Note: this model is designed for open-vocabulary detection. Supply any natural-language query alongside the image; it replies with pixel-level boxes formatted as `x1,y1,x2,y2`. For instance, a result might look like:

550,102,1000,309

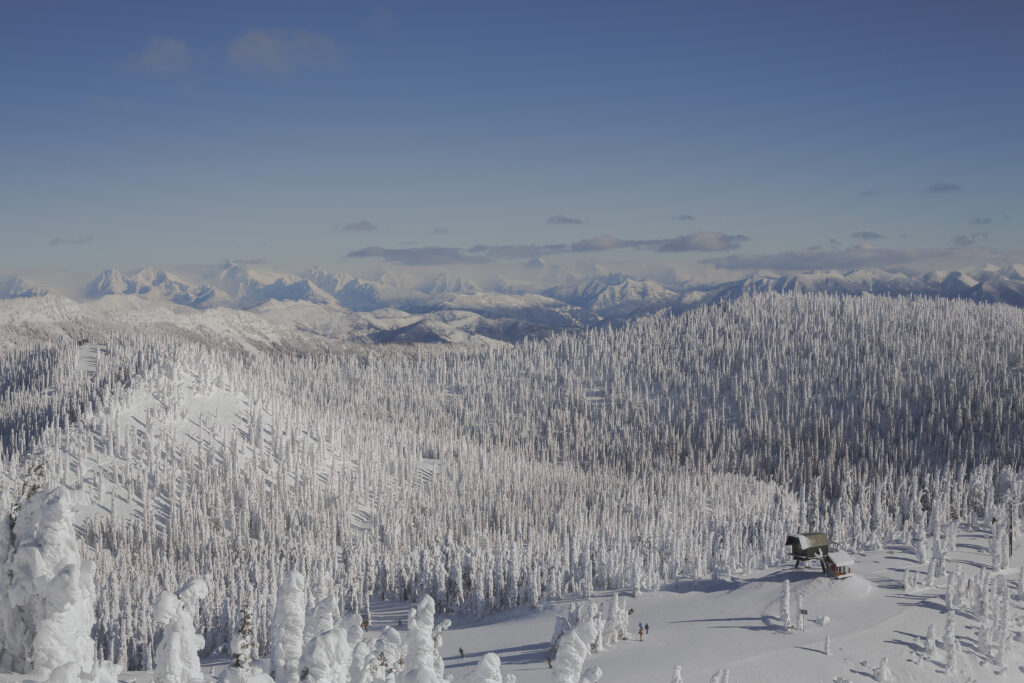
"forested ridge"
0,292,1021,669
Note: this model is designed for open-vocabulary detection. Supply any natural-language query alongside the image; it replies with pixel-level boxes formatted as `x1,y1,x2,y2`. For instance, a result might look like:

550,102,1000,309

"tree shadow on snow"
896,598,946,614
443,641,551,670
671,615,778,632
884,636,922,654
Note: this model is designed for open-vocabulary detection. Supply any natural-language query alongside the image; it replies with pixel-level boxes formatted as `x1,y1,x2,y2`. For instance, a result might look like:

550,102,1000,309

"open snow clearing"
370,528,1024,683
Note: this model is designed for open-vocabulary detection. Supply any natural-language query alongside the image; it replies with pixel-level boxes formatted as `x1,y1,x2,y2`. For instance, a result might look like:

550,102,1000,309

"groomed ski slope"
100,525,1023,682
178,526,1023,683
428,527,1024,682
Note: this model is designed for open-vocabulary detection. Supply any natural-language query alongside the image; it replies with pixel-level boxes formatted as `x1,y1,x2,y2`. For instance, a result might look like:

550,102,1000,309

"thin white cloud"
228,29,344,74
123,37,192,77
332,220,377,233
547,215,584,225
703,243,1023,273
49,235,94,247
349,231,749,265
658,232,748,252
952,232,988,247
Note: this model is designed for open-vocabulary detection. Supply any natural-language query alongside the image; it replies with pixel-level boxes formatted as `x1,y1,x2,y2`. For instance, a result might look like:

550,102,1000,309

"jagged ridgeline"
1,292,1022,669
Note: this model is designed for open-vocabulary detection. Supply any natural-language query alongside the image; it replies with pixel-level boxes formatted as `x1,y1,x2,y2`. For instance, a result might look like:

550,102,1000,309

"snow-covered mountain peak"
0,276,50,299
545,275,677,315
423,272,480,295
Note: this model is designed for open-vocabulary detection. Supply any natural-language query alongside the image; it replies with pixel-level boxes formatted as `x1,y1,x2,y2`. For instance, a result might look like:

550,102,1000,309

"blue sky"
2,1,1022,273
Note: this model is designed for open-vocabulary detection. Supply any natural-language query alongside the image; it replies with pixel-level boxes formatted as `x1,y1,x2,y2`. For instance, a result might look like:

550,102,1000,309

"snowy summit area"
4,2,1024,682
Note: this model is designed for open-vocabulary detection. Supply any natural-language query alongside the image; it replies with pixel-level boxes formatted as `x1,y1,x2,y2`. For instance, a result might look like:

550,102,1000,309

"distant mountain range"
2,261,1023,344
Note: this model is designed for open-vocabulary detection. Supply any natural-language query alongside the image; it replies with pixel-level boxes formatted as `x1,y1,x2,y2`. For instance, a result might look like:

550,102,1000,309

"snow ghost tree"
779,580,792,630
271,571,307,683
924,623,936,659
0,485,106,679
368,626,404,678
872,656,893,682
943,609,958,675
304,594,338,644
602,595,630,646
299,628,354,683
403,594,443,683
670,664,684,682
459,652,504,683
573,601,606,653
551,630,588,683
154,578,210,683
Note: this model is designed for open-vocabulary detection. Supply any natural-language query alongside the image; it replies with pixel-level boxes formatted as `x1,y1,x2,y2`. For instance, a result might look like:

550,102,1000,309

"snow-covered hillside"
1,291,1023,680
416,525,1024,683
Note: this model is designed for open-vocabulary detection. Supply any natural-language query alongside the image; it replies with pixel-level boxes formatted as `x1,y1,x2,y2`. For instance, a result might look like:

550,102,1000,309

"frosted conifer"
154,578,209,683
780,580,792,630
943,609,958,675
924,623,936,659
271,571,307,683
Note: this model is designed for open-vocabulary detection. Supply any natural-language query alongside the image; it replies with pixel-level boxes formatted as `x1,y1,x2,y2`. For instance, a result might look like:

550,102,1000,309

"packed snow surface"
67,526,1023,682
384,530,1018,683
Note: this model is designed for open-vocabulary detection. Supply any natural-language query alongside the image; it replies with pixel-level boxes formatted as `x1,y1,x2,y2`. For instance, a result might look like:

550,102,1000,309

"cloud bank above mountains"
348,231,750,266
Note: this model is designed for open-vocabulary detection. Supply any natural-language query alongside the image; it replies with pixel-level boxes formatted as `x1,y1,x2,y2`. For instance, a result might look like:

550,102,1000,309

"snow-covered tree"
872,657,893,682
995,575,1010,671
0,485,117,681
924,623,936,659
779,580,792,631
943,609,958,676
404,595,442,683
551,630,587,683
299,628,354,683
271,571,307,683
304,595,338,644
457,652,505,683
154,578,209,683
670,664,683,682
602,594,630,645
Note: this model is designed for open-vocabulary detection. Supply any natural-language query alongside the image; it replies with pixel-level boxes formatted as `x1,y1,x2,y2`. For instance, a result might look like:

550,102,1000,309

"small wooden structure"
785,532,829,568
822,550,854,579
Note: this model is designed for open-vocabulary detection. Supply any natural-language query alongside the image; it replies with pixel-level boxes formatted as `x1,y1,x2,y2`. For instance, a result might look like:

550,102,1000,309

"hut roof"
788,533,828,549
827,550,854,568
